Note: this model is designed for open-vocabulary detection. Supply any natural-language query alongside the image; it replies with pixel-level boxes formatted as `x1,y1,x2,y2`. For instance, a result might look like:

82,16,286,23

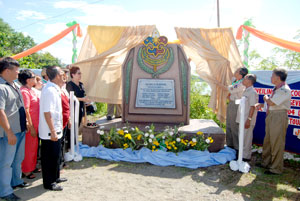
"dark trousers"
41,138,61,188
60,126,70,169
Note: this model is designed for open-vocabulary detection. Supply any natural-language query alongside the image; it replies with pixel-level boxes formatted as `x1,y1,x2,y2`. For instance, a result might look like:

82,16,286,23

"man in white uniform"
256,68,291,175
226,67,248,154
236,74,258,161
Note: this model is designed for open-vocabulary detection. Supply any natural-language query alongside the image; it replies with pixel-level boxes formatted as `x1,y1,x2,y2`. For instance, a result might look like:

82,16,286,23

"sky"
0,0,299,65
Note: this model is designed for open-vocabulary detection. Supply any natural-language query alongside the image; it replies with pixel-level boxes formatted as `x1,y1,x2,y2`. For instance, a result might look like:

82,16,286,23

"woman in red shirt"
18,69,39,179
61,69,71,168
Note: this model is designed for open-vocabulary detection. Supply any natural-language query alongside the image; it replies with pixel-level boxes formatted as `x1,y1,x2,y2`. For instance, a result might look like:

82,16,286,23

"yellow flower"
125,133,132,140
190,141,196,147
174,147,177,150
137,134,142,140
110,141,113,145
167,146,172,149
123,143,129,149
152,145,156,149
197,131,203,135
206,137,214,144
118,130,124,135
153,140,159,146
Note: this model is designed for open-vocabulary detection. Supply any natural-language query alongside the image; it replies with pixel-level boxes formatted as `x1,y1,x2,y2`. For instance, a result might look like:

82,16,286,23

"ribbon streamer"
236,25,300,52
12,23,82,60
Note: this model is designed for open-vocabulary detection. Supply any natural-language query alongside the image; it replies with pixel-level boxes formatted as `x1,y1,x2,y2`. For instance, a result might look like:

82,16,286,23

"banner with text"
253,74,300,154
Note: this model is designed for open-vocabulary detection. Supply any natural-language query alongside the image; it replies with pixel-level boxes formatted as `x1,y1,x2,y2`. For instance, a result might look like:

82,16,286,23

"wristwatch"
248,117,252,121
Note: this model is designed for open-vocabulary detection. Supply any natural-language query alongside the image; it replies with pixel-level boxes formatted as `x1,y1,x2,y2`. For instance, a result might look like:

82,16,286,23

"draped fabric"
80,144,236,169
175,27,242,122
74,25,156,104
236,25,300,52
87,26,125,54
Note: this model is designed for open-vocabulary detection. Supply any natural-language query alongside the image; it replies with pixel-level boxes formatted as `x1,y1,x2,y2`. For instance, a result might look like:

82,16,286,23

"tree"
245,30,300,70
0,18,63,68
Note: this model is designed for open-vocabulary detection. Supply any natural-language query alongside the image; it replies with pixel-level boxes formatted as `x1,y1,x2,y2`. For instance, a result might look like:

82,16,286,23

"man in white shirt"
236,74,258,161
226,67,248,154
256,68,291,175
39,66,67,191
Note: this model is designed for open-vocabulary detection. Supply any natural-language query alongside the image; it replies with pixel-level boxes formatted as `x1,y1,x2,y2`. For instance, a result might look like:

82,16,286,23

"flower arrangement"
96,124,213,153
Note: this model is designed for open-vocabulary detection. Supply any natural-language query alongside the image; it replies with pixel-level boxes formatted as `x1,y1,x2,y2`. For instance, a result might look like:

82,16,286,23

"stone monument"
122,29,190,124
84,30,225,153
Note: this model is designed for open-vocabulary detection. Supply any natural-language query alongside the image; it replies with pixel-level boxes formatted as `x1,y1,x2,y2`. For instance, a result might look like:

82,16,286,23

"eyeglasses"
77,72,82,75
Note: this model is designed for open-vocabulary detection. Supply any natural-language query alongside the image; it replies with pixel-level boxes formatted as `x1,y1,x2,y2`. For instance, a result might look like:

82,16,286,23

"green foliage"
97,123,213,153
189,78,226,130
0,18,63,68
93,102,107,117
240,26,300,70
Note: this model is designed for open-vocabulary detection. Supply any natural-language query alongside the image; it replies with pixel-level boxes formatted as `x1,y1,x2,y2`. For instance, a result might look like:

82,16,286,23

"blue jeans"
0,132,25,197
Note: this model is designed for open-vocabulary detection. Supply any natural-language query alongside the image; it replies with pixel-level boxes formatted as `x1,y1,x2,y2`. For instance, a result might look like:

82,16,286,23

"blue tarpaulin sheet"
79,144,236,169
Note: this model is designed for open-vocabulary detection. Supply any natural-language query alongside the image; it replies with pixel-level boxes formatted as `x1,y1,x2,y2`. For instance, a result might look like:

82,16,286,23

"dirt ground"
12,152,300,201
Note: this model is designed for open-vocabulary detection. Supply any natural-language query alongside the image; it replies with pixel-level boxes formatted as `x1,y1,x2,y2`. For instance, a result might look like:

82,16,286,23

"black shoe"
243,158,251,162
0,193,21,201
264,170,277,175
115,116,122,118
56,178,67,183
12,182,30,189
106,116,112,120
297,186,300,191
255,163,266,168
46,183,63,191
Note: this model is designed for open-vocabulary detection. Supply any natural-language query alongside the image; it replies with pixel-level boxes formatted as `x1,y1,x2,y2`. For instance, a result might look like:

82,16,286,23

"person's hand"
50,130,58,141
26,121,29,132
68,118,72,128
255,103,262,110
83,97,91,103
227,93,231,100
263,95,269,102
7,131,17,145
245,119,250,129
30,126,37,138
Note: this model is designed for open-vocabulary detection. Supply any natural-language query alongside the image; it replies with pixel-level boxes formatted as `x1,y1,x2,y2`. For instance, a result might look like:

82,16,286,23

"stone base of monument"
82,126,101,147
178,119,225,152
82,118,225,152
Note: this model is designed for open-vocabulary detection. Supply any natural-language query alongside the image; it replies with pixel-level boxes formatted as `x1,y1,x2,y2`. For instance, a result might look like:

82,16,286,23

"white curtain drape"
74,25,156,104
175,27,242,122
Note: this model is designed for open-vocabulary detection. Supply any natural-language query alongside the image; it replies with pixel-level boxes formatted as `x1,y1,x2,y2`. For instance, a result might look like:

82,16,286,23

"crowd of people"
226,67,292,176
0,57,91,200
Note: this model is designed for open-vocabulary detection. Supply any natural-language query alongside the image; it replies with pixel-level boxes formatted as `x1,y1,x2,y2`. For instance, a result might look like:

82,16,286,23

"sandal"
22,172,36,179
33,168,41,173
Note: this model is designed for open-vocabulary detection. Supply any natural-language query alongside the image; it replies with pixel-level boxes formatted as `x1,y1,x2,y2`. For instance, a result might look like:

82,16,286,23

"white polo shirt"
270,84,291,111
39,81,63,140
228,79,245,101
